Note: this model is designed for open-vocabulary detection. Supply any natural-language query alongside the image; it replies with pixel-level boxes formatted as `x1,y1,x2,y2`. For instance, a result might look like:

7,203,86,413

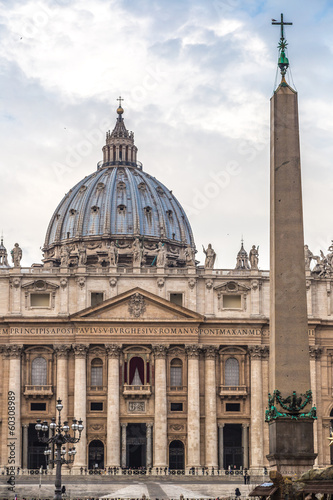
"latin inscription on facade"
0,327,316,337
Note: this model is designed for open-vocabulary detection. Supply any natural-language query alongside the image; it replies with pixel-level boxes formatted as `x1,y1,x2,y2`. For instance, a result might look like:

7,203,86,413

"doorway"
169,440,185,470
223,424,243,469
28,424,47,469
88,440,104,469
126,423,146,468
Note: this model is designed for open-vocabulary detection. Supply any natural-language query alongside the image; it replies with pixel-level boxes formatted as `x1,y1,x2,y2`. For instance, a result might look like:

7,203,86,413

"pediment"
21,279,59,291
71,287,203,322
213,280,250,293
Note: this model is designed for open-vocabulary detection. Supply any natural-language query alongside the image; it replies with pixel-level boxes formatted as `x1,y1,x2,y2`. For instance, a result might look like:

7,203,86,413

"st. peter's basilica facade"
0,104,332,473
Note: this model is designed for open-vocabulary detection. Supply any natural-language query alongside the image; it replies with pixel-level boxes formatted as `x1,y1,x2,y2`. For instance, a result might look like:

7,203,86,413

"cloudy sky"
0,0,332,269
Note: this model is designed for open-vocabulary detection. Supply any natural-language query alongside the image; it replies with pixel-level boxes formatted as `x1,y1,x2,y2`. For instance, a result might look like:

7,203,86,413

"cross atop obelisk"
272,14,293,79
272,13,292,40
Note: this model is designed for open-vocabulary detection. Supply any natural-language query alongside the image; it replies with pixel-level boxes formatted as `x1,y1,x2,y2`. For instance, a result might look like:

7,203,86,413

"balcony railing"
89,386,107,392
123,384,151,398
168,386,186,392
24,385,53,398
219,385,248,399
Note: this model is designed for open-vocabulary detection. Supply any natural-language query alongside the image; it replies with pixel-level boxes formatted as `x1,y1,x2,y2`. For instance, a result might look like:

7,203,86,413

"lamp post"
35,398,84,500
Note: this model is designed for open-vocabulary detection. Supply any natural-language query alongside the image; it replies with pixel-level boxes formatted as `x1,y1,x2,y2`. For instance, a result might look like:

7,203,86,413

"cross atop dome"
117,96,124,115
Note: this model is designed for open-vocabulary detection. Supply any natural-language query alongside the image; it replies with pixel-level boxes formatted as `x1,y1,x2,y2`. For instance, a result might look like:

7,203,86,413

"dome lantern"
100,97,139,169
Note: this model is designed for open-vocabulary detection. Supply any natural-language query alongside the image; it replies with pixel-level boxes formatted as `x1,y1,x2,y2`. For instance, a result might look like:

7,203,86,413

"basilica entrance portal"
28,424,47,469
126,423,146,468
223,424,243,469
88,440,104,469
169,440,185,470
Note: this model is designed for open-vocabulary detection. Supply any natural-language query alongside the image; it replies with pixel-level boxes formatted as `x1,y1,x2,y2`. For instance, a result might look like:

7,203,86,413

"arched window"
31,357,47,386
129,357,144,385
170,358,182,387
91,358,103,387
225,357,239,386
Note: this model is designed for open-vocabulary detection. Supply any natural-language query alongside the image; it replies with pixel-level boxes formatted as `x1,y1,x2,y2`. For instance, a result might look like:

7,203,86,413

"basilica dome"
43,105,195,268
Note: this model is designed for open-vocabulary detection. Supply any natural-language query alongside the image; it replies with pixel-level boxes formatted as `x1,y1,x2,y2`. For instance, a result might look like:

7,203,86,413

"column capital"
218,423,225,429
248,345,269,359
146,423,153,430
203,345,218,359
6,345,23,358
152,344,168,358
106,344,121,358
309,345,322,359
121,422,128,429
54,344,71,358
186,344,201,358
73,344,89,358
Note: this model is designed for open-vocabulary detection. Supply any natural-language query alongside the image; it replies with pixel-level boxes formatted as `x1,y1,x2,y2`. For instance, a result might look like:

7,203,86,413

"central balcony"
219,385,248,400
123,383,152,399
24,385,53,398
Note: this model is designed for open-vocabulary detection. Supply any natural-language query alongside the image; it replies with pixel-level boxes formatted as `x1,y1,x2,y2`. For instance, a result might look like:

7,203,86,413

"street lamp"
35,398,84,500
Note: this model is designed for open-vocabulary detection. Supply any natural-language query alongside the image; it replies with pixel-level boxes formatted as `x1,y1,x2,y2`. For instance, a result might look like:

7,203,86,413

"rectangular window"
226,403,240,412
31,403,46,411
91,292,104,307
90,402,103,411
170,293,183,307
30,293,50,307
170,402,183,412
223,295,241,309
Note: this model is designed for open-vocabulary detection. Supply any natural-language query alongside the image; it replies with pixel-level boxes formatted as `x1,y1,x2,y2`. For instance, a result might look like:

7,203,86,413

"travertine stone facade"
0,265,332,471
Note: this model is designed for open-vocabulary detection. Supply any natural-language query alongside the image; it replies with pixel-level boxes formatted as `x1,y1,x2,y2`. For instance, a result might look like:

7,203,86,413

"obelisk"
267,14,316,475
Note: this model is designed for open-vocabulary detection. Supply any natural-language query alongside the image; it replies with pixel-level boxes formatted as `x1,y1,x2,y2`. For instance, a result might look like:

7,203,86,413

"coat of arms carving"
128,293,146,318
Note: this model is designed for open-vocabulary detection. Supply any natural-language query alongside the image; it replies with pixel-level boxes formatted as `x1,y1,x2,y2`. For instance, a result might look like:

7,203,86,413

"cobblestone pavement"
0,476,257,499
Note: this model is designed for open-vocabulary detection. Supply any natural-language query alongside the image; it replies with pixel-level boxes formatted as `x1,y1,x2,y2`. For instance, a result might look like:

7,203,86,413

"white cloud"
0,0,332,270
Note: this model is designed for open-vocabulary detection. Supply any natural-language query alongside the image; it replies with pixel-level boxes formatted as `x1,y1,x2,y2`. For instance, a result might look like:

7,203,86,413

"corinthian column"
152,345,168,467
73,344,88,468
186,345,201,467
106,344,121,467
204,346,218,467
54,345,70,422
7,345,23,468
249,345,267,470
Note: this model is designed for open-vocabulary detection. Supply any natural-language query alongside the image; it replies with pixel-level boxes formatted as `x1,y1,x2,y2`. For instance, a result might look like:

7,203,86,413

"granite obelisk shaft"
268,82,315,473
